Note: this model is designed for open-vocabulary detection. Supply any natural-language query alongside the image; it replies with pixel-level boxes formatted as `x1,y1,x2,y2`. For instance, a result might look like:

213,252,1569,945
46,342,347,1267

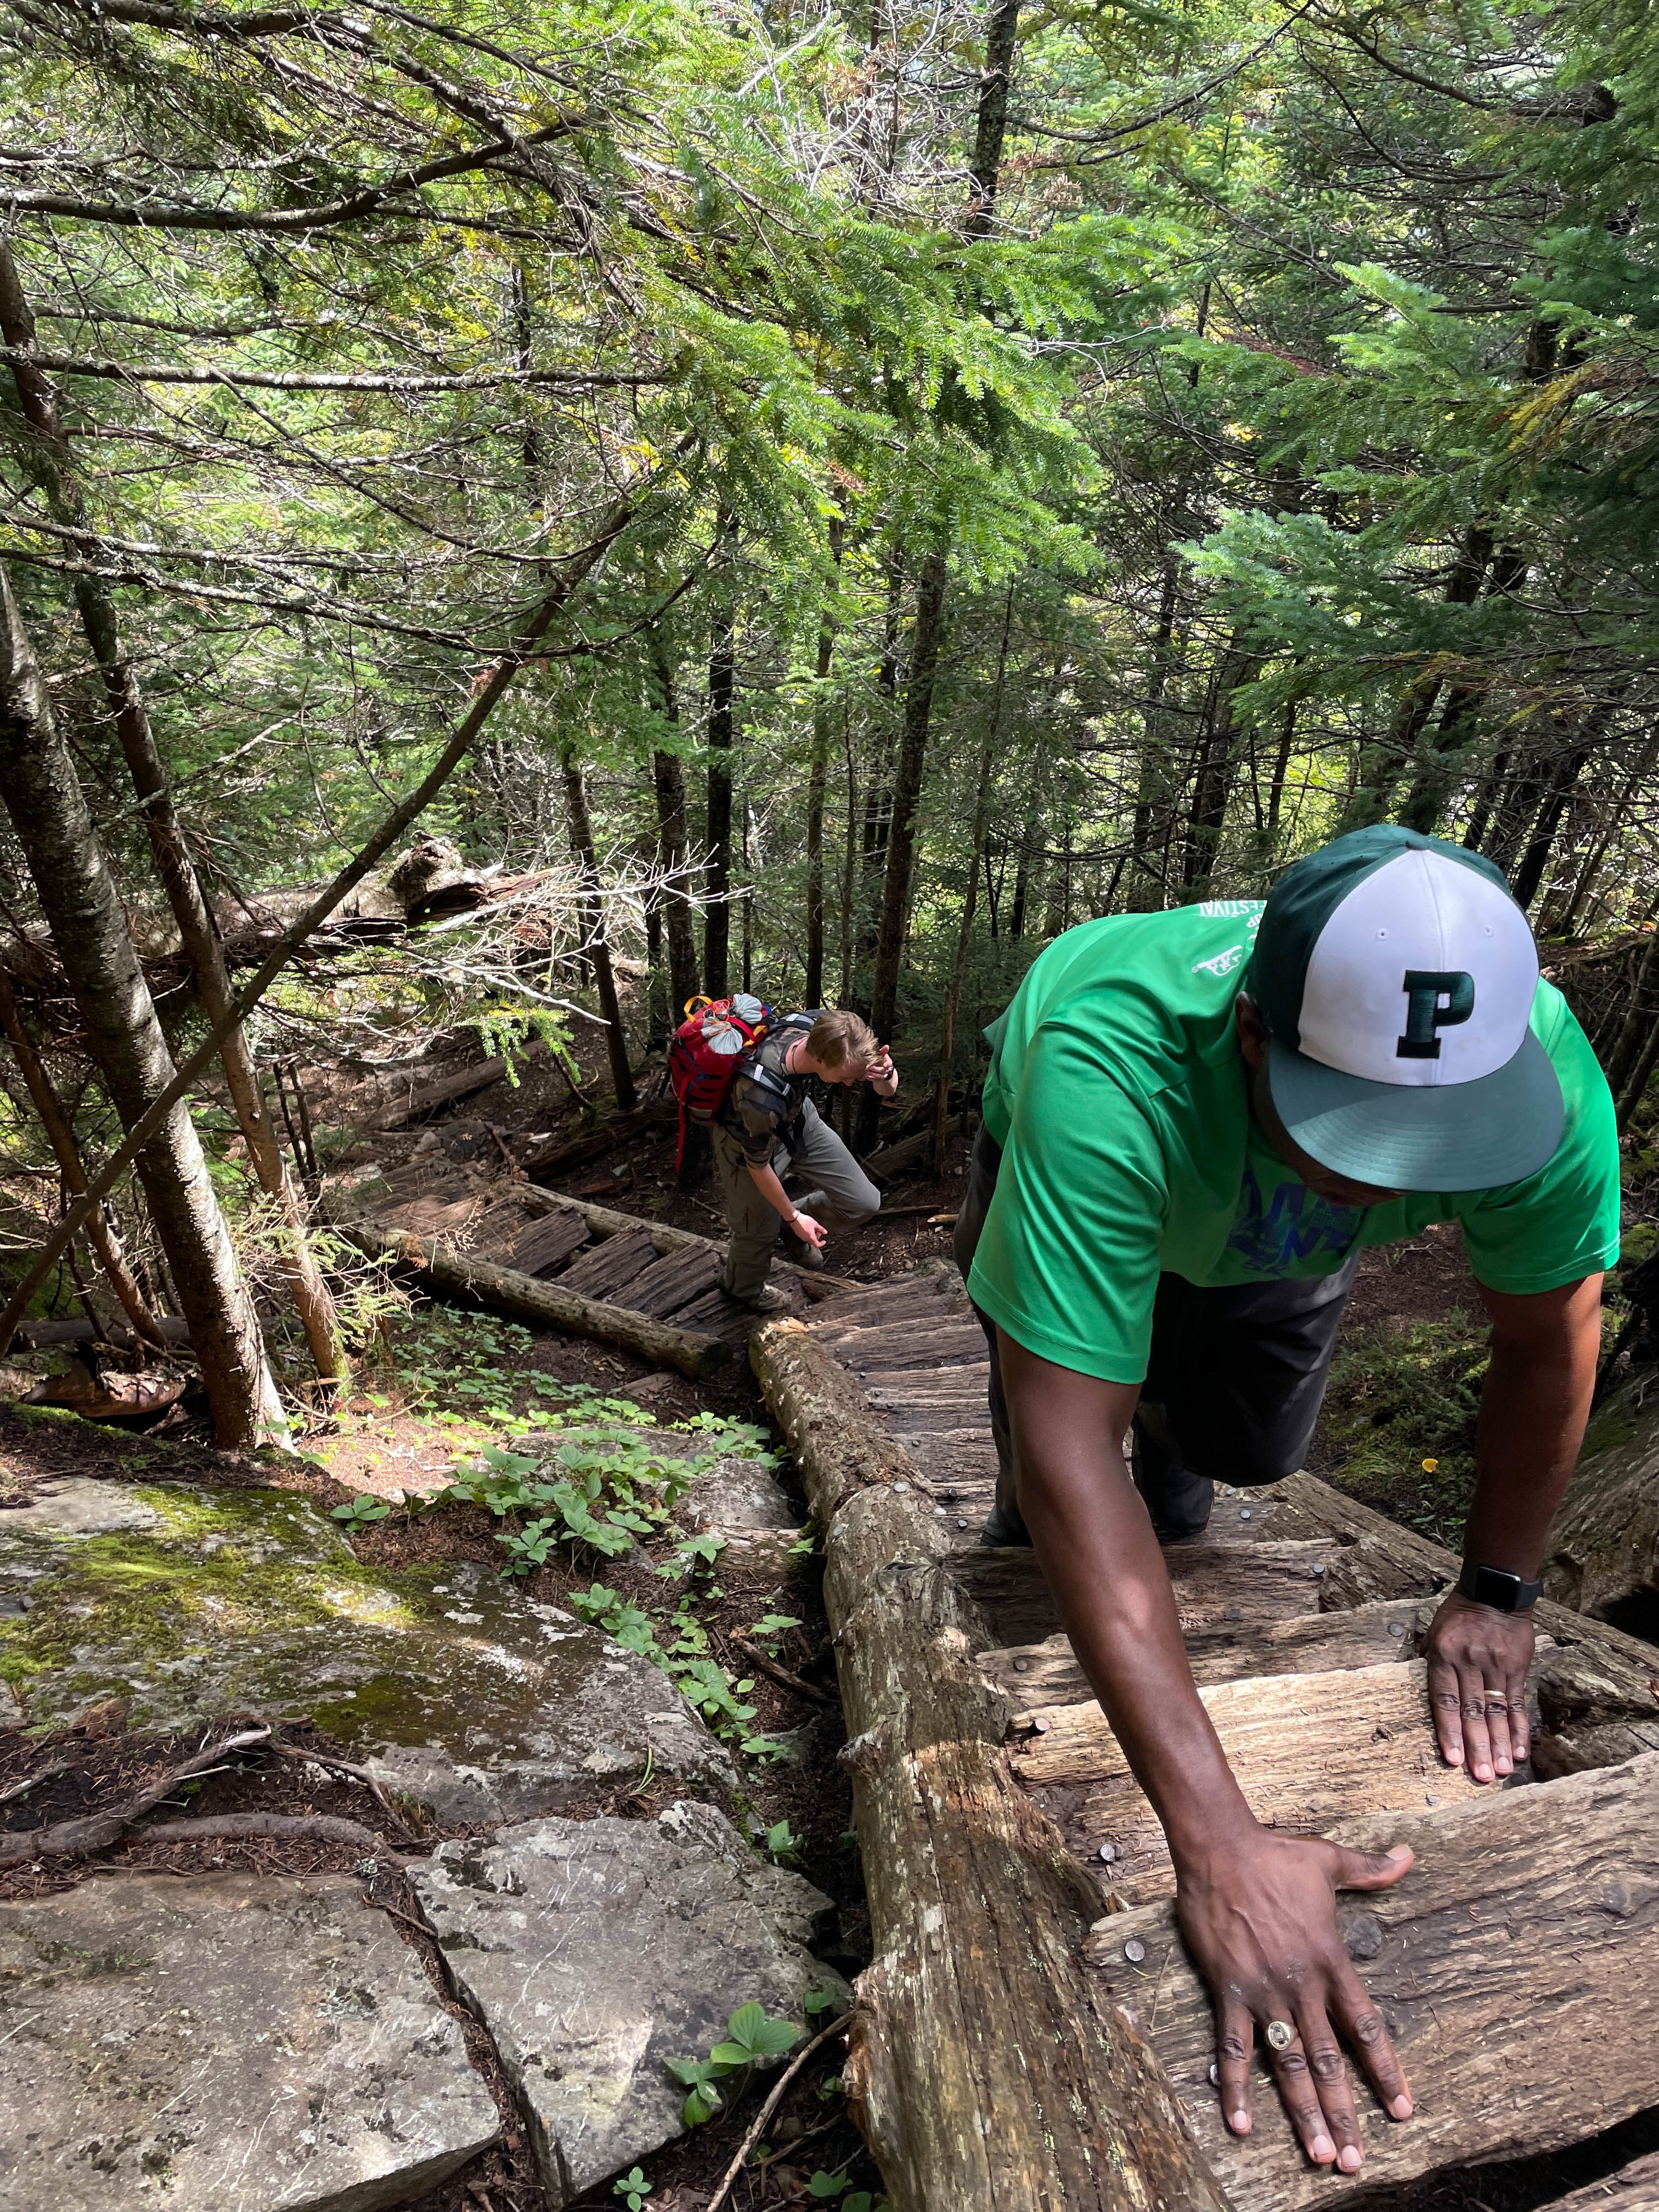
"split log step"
556,1228,661,1302
620,1242,723,1319
984,1599,1440,1709
495,1208,590,1277
1014,1660,1497,1904
817,1320,991,1374
1086,1752,1659,2211
954,1537,1336,1648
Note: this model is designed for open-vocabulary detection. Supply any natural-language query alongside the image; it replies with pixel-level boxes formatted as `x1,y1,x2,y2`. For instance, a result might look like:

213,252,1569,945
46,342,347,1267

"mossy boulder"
1544,1377,1659,1628
0,1477,734,1822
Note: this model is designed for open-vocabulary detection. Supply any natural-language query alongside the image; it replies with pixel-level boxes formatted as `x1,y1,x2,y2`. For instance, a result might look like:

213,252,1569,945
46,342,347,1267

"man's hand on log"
1176,1825,1415,2169
1424,1592,1534,1782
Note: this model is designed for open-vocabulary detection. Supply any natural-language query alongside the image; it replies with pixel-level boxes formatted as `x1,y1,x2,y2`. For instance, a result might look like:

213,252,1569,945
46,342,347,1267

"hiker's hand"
790,1211,828,1249
866,1047,897,1094
1175,1825,1414,2169
1424,1592,1534,1782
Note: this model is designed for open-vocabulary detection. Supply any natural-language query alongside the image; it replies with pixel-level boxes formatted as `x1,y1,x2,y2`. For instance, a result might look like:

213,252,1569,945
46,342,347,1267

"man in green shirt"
954,826,1618,2175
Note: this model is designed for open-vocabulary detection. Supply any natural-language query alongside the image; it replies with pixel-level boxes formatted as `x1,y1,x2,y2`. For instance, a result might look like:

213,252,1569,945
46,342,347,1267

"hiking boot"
1131,1403,1213,1543
978,1498,1033,1549
731,1283,791,1314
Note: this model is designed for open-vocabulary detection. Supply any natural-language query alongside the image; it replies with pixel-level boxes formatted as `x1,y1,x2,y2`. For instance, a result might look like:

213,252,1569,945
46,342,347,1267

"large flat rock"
410,1800,848,2205
0,1476,733,1822
0,1872,498,2211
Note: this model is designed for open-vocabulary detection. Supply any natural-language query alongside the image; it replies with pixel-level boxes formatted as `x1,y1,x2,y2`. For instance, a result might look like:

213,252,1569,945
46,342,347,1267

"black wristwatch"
1457,1561,1543,1614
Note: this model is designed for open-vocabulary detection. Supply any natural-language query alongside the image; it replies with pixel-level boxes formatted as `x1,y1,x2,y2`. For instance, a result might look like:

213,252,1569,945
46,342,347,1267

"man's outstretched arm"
1424,1272,1602,1782
997,1329,1414,2172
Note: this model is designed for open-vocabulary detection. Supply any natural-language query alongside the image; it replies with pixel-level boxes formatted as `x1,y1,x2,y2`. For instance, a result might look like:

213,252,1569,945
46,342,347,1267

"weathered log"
339,1217,730,1379
27,1366,186,1420
982,1599,1443,1709
1542,1378,1659,1623
953,1538,1335,1649
14,1313,191,1350
864,1114,963,1184
520,1182,860,1301
373,1053,515,1130
751,1312,1227,2212
520,1098,672,1174
1014,1659,1493,1904
1541,2151,1659,2210
1269,1471,1659,1700
1085,1753,1659,2212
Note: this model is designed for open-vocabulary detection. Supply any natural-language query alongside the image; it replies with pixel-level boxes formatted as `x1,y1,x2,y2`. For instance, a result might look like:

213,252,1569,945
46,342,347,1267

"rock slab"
0,1872,498,2211
0,1476,733,1822
410,1801,848,2205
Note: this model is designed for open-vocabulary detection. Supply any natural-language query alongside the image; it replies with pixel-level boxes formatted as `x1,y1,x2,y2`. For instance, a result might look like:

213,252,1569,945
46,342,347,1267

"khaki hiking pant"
713,1097,881,1299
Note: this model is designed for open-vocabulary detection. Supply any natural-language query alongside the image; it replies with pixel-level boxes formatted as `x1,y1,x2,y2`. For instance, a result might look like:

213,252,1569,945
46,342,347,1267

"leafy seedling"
664,2054,729,2126
331,1494,391,1527
612,2167,652,2209
712,2001,800,2069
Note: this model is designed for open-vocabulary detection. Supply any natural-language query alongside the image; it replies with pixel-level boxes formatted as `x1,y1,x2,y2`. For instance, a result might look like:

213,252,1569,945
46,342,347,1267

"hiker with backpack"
672,998,896,1310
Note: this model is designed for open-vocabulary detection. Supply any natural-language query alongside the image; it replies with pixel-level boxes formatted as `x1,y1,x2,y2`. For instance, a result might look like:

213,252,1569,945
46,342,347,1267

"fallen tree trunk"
341,1215,731,1378
520,1098,674,1176
373,1052,518,1131
14,1313,190,1350
751,1313,1225,2212
520,1182,859,1301
1541,1378,1659,1626
865,1114,964,1186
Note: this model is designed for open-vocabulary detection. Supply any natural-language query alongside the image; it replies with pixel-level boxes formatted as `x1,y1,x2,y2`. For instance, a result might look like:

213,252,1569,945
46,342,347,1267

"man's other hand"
1424,1593,1534,1781
789,1210,828,1249
1176,1826,1415,2168
865,1047,897,1093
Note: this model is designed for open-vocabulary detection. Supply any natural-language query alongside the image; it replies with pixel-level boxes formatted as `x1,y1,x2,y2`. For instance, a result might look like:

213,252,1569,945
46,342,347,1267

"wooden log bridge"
326,1158,859,1375
753,1265,1659,2212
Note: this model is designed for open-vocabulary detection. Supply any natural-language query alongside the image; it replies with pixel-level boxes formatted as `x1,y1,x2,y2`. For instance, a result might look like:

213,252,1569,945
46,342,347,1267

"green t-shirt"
969,901,1621,1386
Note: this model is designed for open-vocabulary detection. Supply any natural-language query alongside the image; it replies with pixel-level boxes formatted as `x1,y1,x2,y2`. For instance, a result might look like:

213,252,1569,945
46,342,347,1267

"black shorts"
952,1126,1358,1539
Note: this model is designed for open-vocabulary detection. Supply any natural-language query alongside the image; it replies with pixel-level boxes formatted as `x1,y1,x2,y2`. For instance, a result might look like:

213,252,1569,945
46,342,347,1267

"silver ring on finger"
1265,2019,1296,2052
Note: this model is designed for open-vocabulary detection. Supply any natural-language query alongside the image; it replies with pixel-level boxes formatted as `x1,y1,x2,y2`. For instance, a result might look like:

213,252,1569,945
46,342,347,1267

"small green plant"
668,2004,801,2126
330,1493,391,1528
748,1612,802,1647
763,1818,799,1863
611,2167,652,2210
804,1985,844,2019
804,2173,889,2209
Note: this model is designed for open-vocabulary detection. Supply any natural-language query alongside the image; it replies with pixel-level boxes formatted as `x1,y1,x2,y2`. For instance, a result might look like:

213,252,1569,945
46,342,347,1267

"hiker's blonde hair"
807,1007,879,1070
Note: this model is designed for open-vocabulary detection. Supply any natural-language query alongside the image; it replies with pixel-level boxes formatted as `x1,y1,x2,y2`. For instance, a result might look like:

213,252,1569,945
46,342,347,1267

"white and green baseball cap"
1250,826,1564,1191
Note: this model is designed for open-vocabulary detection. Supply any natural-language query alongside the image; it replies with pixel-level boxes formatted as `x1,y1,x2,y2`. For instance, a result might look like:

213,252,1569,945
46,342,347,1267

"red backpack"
668,994,773,1170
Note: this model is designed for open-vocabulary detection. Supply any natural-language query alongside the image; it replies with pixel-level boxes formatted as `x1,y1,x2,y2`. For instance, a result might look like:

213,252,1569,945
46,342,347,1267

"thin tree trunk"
932,586,1013,1171
0,969,162,1345
805,517,845,1008
703,521,739,998
647,634,699,1014
0,571,284,1447
839,707,859,1008
0,240,347,1391
1511,741,1594,911
860,545,948,1150
559,745,636,1110
1605,927,1659,1099
1555,740,1658,936
1400,546,1528,837
1616,1002,1659,1133
1183,639,1257,889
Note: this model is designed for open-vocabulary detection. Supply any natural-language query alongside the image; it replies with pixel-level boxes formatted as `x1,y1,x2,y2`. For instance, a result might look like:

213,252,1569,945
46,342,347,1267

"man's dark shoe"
979,1499,1033,1548
1131,1404,1214,1543
785,1228,825,1269
731,1283,790,1313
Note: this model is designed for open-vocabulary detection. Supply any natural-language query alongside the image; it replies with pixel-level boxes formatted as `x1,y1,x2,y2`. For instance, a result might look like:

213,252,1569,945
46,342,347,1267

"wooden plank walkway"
754,1263,1659,2212
349,1160,815,1349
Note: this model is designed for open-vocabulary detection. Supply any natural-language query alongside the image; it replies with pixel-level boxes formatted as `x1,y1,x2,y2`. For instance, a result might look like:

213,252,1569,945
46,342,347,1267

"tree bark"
647,631,700,1016
703,530,739,999
0,238,348,1391
931,585,1012,1171
1182,639,1257,889
558,744,636,1110
0,969,162,1345
749,1308,1228,2211
860,545,947,1150
0,569,284,1447
804,517,845,1008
